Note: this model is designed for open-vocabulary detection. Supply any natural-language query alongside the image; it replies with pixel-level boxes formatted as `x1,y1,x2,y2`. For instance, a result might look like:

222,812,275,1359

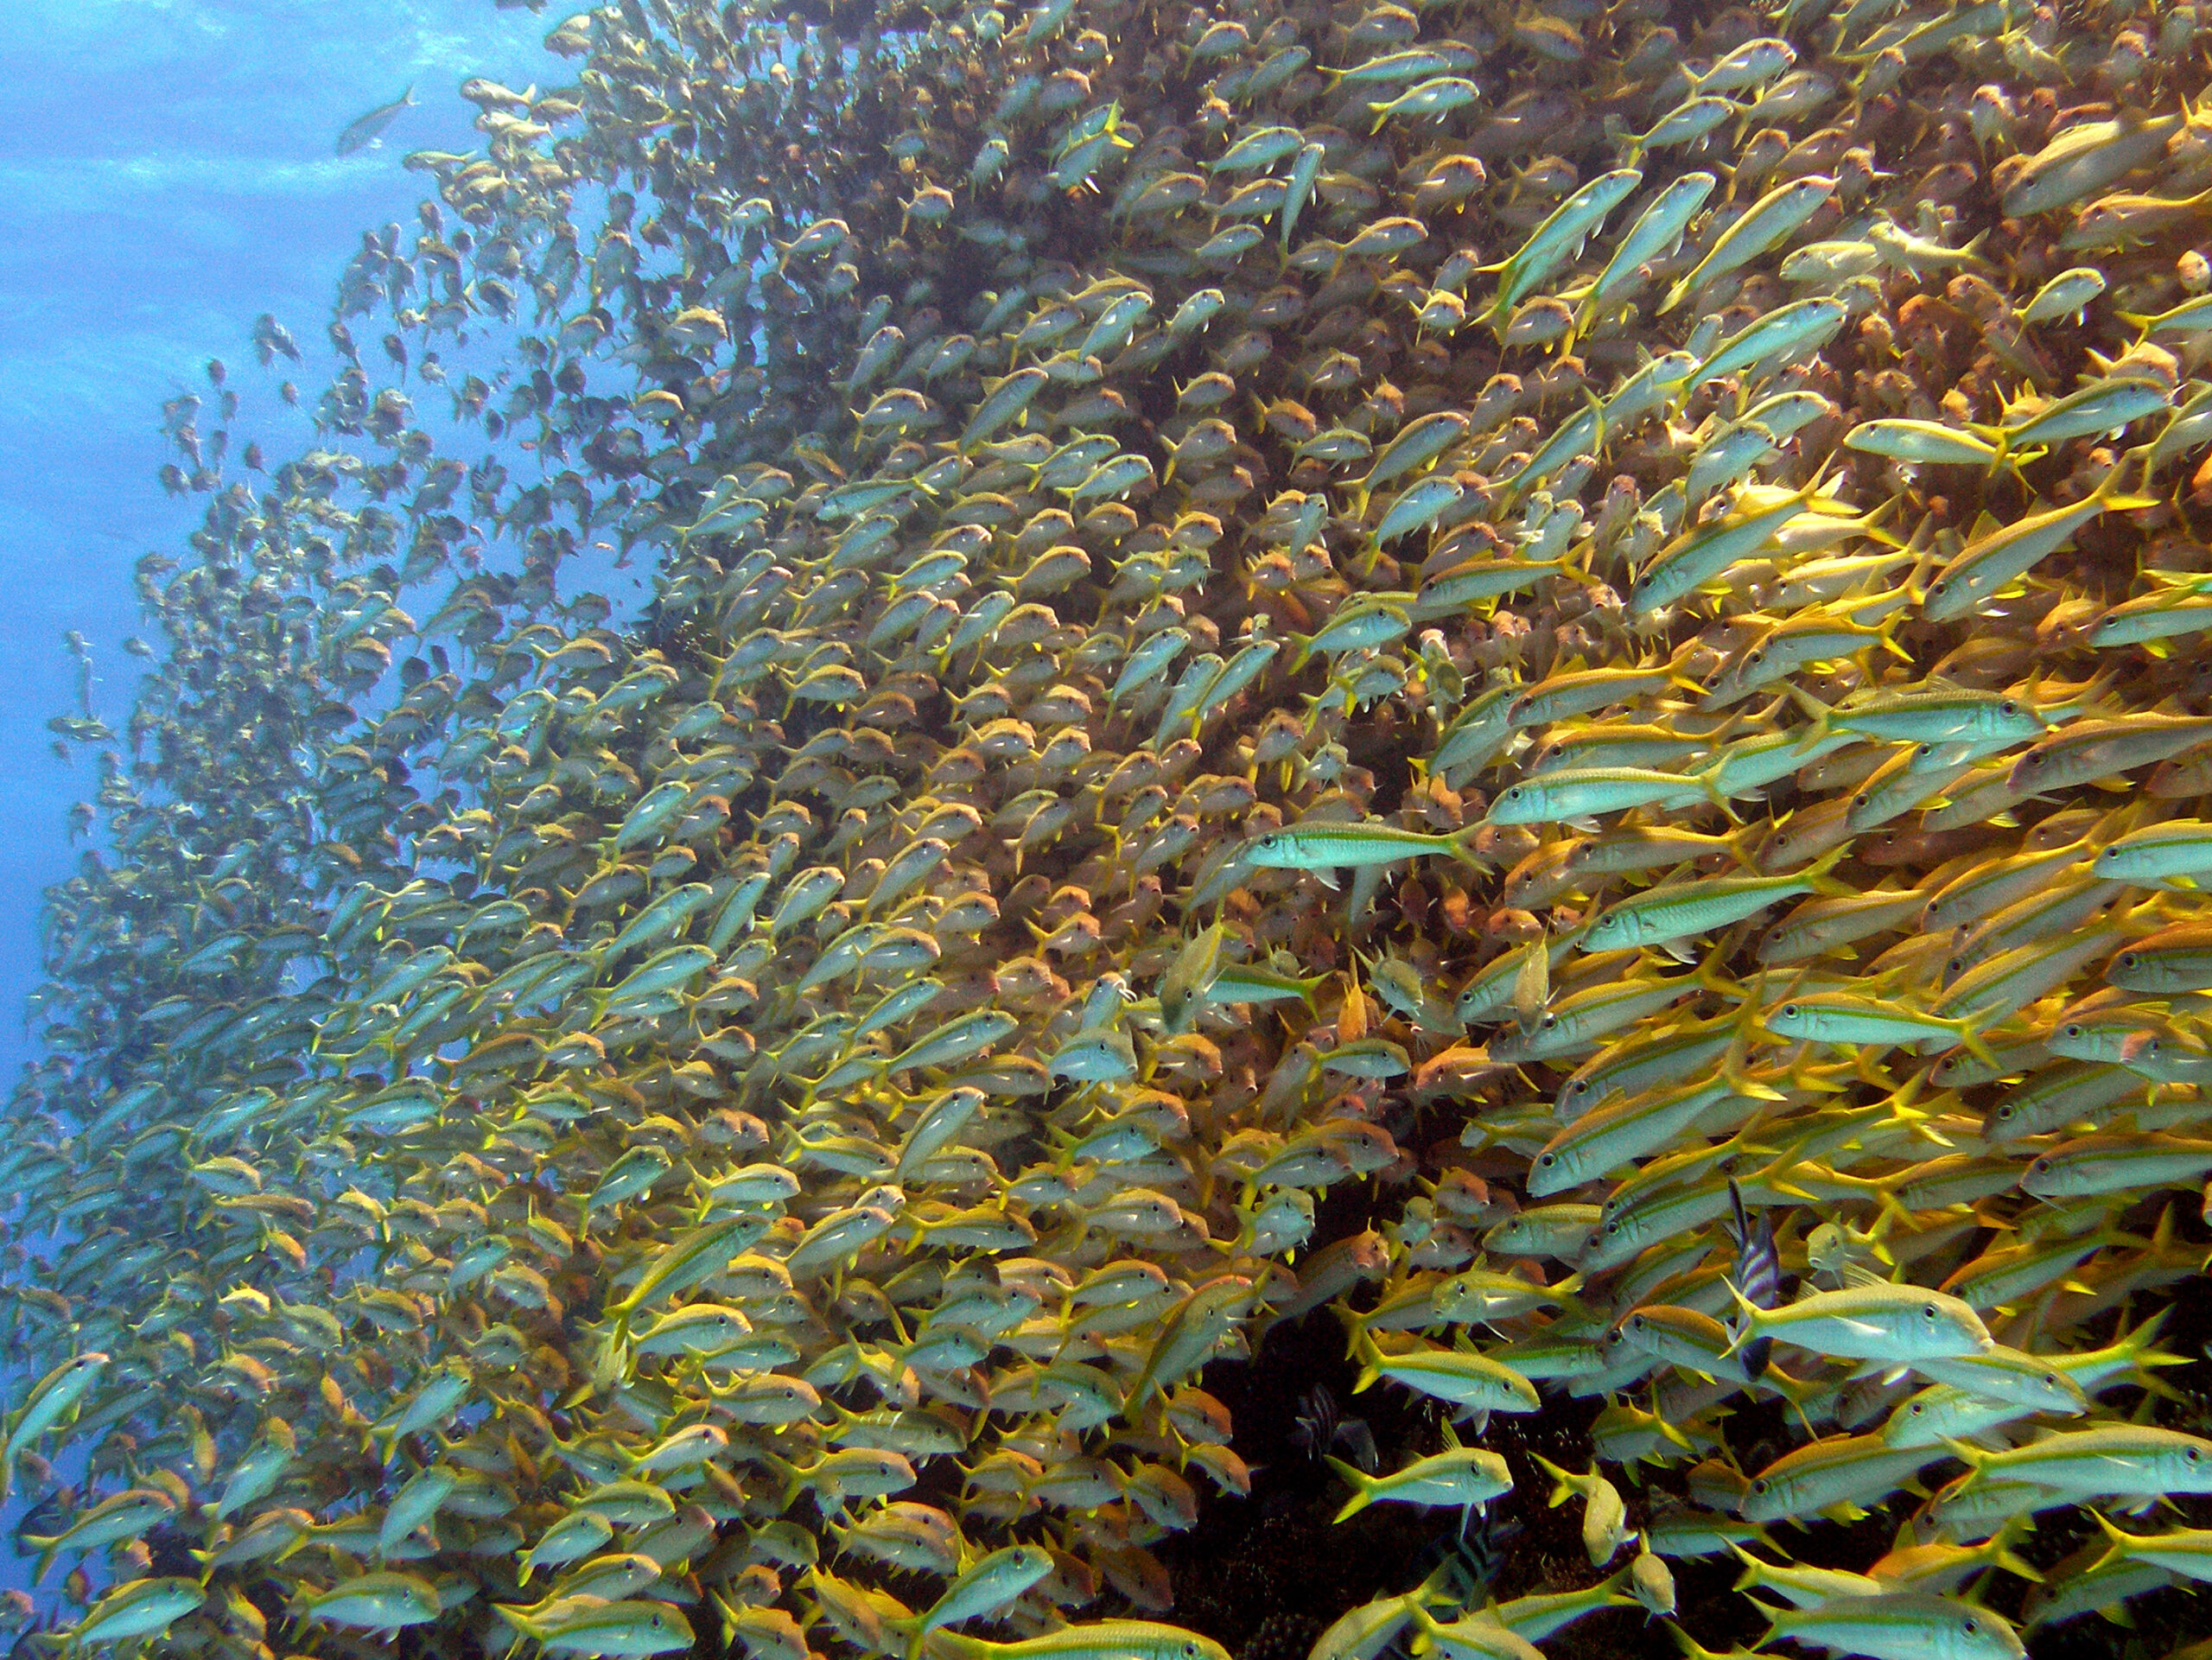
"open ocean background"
0,0,596,1588
0,0,599,1092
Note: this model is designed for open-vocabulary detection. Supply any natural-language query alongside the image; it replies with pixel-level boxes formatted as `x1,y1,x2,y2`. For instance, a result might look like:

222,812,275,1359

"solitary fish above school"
334,86,417,156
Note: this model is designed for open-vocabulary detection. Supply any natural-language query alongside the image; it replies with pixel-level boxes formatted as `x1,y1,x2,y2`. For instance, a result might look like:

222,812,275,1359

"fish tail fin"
493,1605,549,1640
1872,1184,1918,1239
1724,1541,1771,1595
1332,1301,1372,1367
1325,1456,1376,1519
1351,1341,1382,1393
2113,1307,2191,1380
1693,757,1742,822
1720,1277,1760,1350
1666,1618,1729,1660
590,1322,633,1391
1694,955,1748,1002
762,1450,804,1511
1529,1452,1579,1507
1802,843,1855,898
1723,817,1768,871
1991,441,2042,493
2101,444,2152,501
1859,488,1909,545
1785,684,1834,747
1871,601,1916,663
1987,1515,2042,1584
1119,1358,1163,1422
1413,1556,1462,1606
1937,1435,1986,1473
1408,1604,1446,1650
2088,1510,2133,1574
1954,1012,1999,1068
1722,1005,1787,1101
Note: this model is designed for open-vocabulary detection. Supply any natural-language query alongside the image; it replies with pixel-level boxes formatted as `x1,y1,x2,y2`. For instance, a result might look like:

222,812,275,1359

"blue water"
0,0,595,1086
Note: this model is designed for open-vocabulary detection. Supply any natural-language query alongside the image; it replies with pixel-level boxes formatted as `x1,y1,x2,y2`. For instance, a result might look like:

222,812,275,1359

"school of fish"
8,0,2212,1655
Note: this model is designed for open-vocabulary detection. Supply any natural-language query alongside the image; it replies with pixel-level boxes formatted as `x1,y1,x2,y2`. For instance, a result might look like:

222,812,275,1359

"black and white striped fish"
1290,1383,1378,1472
1728,1178,1783,1381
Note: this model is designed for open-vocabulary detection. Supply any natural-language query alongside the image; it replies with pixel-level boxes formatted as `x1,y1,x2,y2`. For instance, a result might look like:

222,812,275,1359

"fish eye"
2190,1447,2203,1462
1780,1002,1799,1018
1541,1013,1558,1028
1750,1479,1769,1494
1538,1152,1556,1167
1999,700,2018,716
2025,752,2045,767
1910,1401,1927,1415
1962,1619,1978,1636
1923,1303,1938,1320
